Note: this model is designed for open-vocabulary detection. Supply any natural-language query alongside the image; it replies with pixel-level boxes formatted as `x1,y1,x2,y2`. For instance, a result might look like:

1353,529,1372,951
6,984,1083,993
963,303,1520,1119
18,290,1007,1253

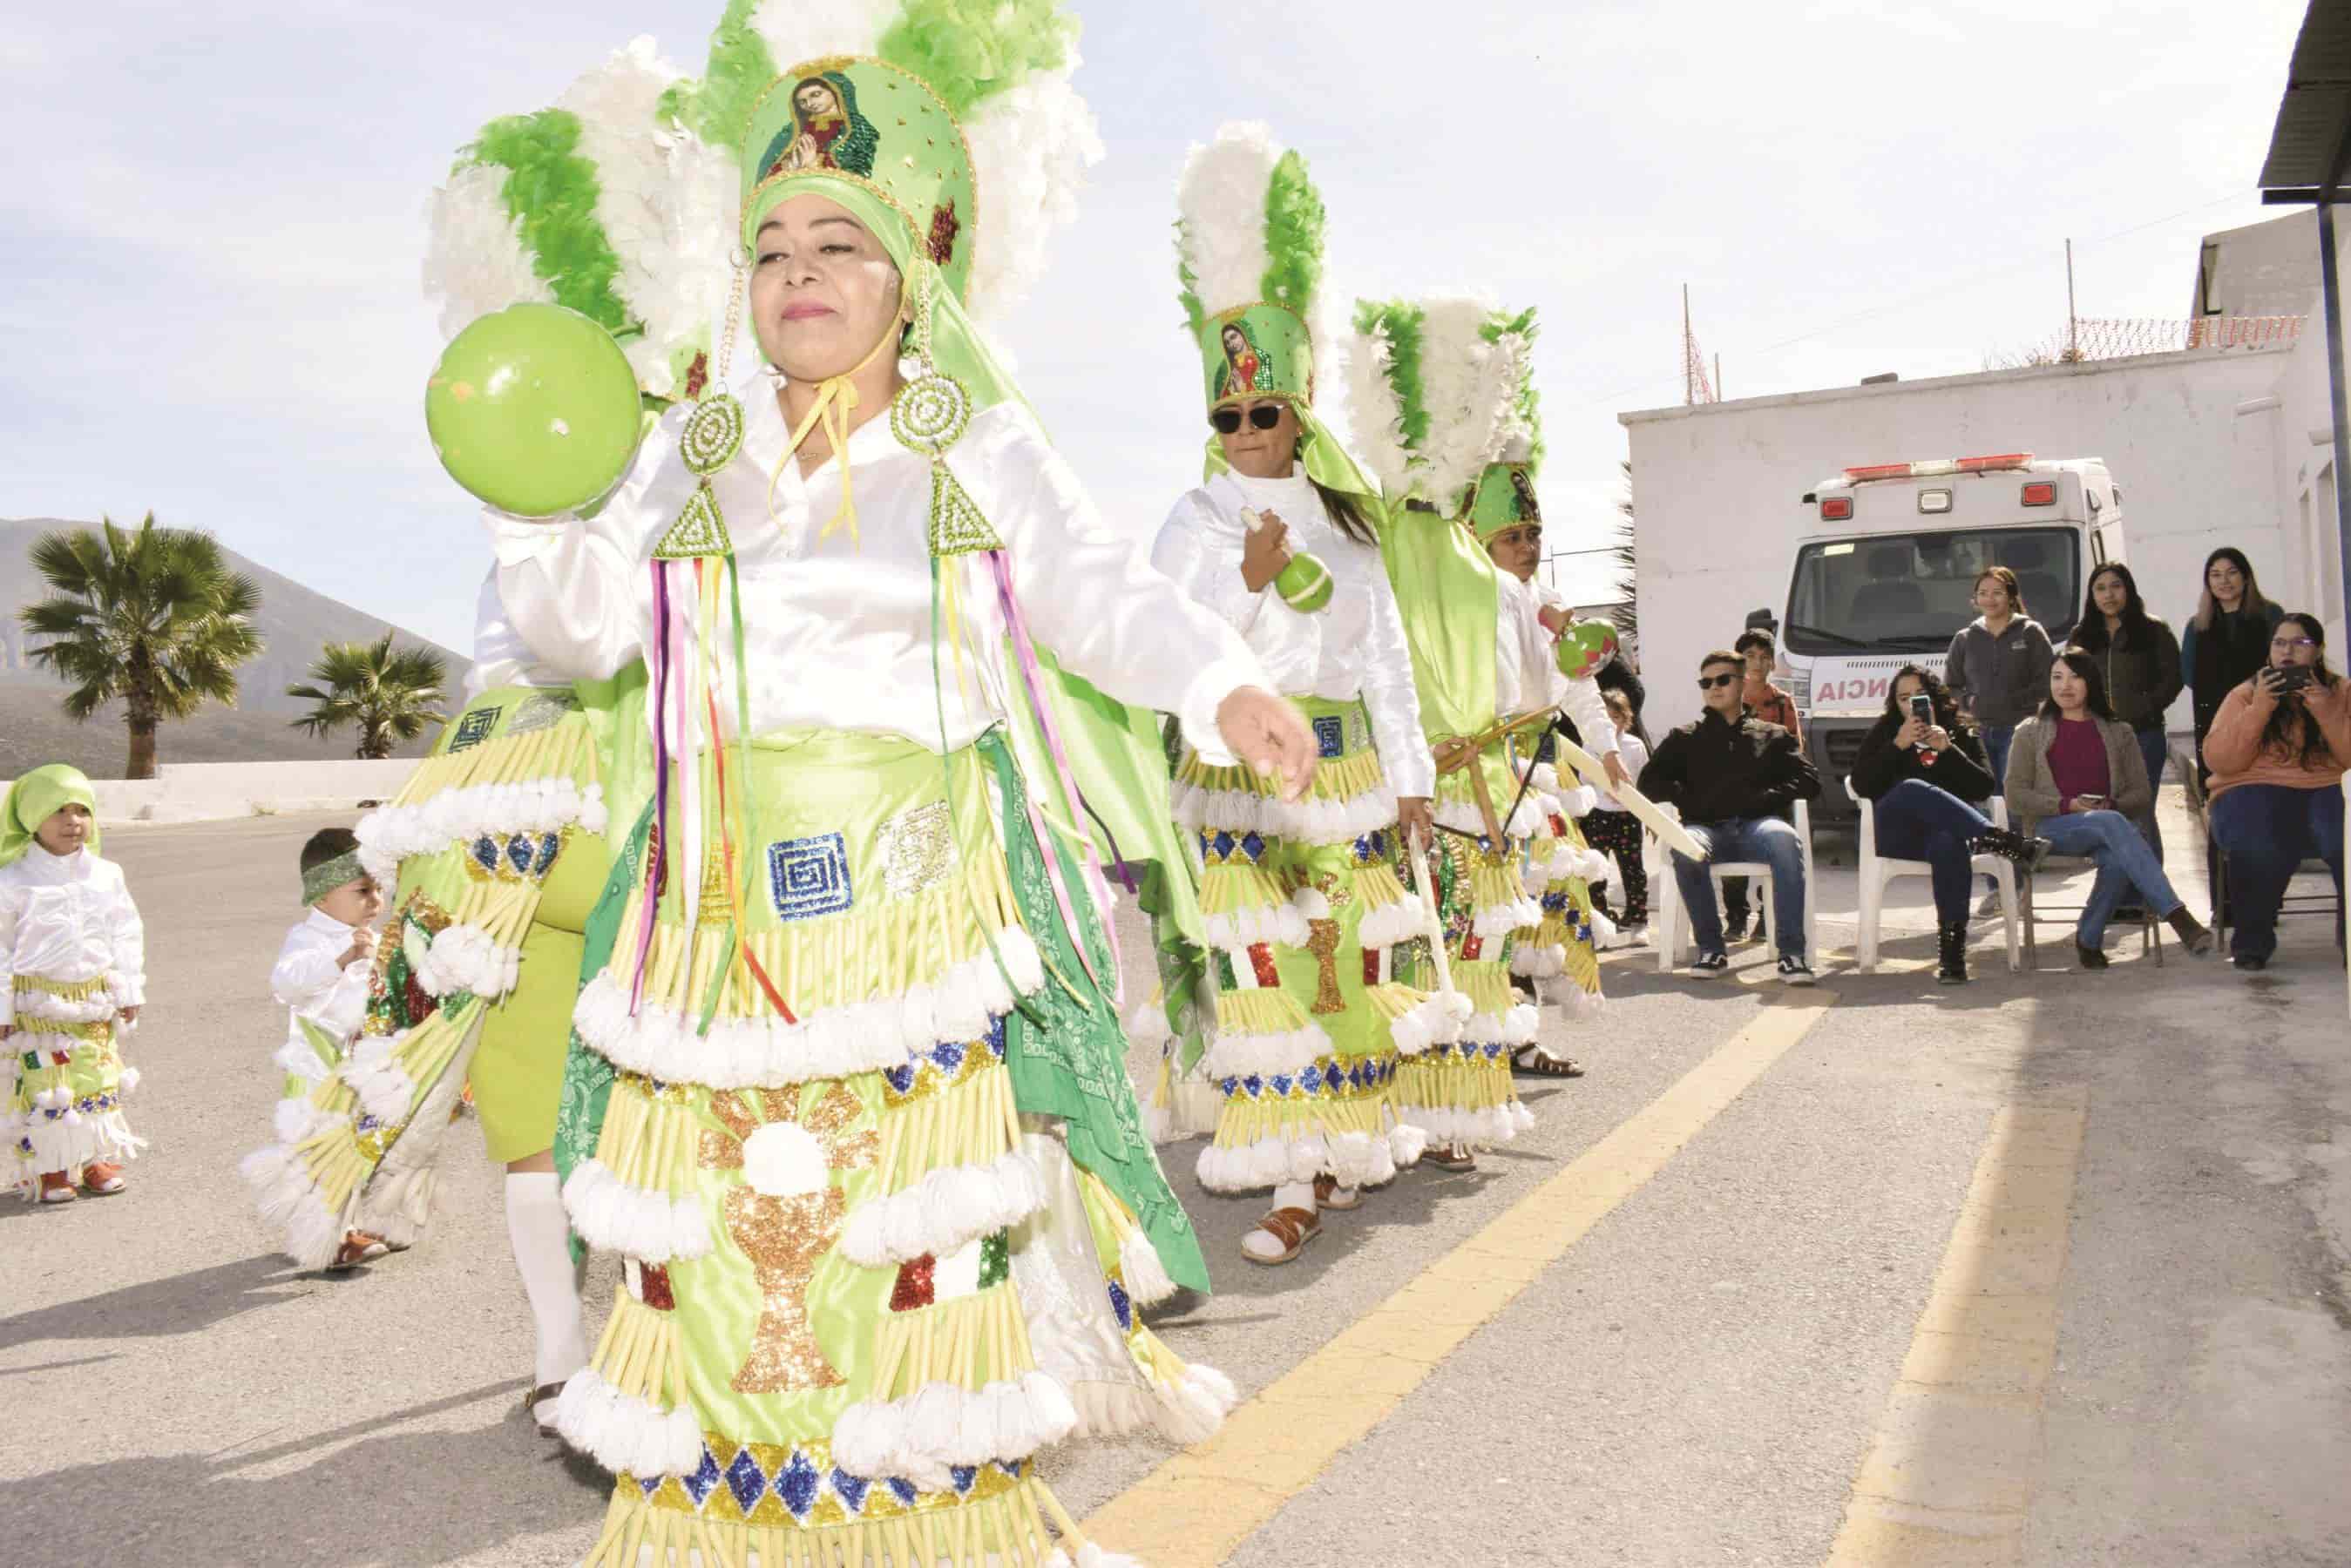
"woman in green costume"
442,4,1316,1562
1151,122,1458,1267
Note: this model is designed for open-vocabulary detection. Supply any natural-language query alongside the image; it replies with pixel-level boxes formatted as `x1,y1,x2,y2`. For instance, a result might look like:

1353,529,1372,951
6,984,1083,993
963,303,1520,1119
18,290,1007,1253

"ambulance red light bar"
1842,453,2035,483
1819,497,1855,520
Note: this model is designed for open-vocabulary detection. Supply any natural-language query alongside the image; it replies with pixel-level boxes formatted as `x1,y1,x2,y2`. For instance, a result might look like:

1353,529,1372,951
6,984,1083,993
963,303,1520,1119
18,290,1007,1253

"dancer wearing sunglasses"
1152,123,1455,1266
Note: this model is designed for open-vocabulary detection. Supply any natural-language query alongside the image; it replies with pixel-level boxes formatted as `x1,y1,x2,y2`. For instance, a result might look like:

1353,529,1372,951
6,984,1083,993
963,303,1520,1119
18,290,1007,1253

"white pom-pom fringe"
839,1151,1047,1268
552,1366,705,1478
562,1159,712,1264
1118,1227,1180,1307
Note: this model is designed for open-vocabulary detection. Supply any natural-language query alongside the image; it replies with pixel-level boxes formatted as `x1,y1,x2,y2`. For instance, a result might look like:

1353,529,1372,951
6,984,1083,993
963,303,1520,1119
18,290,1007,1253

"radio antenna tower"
1683,284,1718,405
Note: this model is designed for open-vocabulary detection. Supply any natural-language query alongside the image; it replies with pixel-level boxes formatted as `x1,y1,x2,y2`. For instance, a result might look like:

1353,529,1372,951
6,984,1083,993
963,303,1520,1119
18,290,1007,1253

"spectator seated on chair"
1851,665,2048,985
2004,650,2214,969
2201,612,2351,971
1637,649,1823,984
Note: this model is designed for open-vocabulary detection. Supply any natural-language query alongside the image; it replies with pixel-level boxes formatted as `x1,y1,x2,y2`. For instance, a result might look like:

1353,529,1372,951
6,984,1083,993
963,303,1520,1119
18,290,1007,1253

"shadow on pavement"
0,1380,606,1568
0,1254,313,1353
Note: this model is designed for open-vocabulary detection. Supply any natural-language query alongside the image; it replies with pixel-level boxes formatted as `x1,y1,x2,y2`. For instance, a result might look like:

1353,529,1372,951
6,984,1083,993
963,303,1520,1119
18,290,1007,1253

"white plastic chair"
1655,799,1816,971
1850,779,2021,972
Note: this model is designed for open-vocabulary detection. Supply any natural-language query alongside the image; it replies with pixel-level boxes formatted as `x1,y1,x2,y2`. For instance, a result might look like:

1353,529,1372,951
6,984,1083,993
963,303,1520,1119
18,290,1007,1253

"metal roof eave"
2258,0,2351,196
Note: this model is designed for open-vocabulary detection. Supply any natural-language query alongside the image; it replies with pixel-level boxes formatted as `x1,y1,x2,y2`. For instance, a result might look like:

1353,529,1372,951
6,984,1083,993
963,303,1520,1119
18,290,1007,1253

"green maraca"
1243,507,1334,614
1555,618,1620,681
425,303,643,517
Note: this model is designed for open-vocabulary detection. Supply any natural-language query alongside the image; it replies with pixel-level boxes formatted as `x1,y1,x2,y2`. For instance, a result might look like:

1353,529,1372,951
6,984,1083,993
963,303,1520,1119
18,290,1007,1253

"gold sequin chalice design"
699,1082,878,1394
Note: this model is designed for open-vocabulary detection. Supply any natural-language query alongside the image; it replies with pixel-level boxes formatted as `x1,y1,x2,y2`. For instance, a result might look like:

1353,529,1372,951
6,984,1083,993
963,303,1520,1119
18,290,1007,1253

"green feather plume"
1260,149,1324,311
660,0,779,152
1484,306,1543,474
879,0,1076,119
462,110,633,335
1354,298,1430,453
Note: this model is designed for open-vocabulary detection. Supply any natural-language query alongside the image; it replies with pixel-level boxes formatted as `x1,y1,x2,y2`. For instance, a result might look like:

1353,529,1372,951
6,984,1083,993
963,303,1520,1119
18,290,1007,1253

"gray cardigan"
2002,713,2152,833
1946,616,2056,729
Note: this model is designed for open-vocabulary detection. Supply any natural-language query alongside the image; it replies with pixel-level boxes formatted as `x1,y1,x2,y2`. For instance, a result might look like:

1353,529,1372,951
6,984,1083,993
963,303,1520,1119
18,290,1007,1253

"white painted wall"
1620,346,2295,738
0,760,418,828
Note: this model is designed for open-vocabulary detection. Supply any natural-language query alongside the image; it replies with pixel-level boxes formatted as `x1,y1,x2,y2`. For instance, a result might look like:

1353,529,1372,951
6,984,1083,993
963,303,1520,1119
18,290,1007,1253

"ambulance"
1745,453,2127,819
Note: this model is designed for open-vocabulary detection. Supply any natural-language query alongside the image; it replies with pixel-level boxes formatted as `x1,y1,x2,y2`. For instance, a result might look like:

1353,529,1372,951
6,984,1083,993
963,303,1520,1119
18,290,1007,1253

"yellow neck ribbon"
766,304,907,547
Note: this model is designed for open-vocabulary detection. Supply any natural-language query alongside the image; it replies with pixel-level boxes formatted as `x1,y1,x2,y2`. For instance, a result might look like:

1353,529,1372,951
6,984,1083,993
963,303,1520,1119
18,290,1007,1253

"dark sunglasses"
1210,404,1284,434
1697,672,1740,690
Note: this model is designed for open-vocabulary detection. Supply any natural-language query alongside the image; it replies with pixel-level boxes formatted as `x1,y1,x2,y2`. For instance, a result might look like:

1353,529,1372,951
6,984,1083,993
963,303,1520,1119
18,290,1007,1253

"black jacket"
1638,709,1821,827
1850,713,1996,804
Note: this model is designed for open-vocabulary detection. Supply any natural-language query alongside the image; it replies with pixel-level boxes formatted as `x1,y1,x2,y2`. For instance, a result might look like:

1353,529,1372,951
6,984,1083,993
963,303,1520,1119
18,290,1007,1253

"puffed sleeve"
1358,544,1435,797
320,963,374,1040
484,406,684,681
269,928,344,1010
964,414,1274,764
1148,493,1319,693
102,862,145,1009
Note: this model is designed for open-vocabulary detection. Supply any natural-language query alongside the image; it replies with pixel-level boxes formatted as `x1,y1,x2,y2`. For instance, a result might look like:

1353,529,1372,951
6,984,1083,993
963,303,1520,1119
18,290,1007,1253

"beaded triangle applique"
653,483,732,560
928,466,1001,557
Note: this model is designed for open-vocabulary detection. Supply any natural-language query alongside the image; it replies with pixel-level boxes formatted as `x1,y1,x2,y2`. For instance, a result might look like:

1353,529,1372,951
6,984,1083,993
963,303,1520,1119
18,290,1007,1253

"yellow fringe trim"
865,1282,1038,1402
591,1470,1101,1567
1395,1051,1517,1116
1214,985,1314,1038
361,995,487,1119
389,710,599,811
588,1288,691,1415
1181,741,1384,806
1365,979,1434,1025
611,855,1024,1023
1351,862,1409,914
1470,859,1533,915
9,1017,112,1048
1211,1082,1394,1150
598,1076,702,1206
875,1058,1020,1197
1196,858,1291,917
10,973,109,1002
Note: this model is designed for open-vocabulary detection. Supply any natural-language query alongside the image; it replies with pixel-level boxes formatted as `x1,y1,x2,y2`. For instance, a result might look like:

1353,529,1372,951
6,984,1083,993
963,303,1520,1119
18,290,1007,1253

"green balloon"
426,304,642,517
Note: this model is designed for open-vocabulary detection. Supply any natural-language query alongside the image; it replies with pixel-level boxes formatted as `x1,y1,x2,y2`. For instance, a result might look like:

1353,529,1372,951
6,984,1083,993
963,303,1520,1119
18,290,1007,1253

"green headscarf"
0,764,99,868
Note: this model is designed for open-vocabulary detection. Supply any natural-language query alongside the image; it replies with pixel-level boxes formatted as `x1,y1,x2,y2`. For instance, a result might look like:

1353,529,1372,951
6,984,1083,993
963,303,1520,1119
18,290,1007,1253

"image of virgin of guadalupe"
758,71,880,180
1217,319,1274,400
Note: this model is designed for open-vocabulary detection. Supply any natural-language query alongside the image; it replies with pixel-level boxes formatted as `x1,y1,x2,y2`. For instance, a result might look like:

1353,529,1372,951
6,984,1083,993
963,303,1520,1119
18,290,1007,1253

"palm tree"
288,632,449,760
19,515,264,780
1609,458,1639,652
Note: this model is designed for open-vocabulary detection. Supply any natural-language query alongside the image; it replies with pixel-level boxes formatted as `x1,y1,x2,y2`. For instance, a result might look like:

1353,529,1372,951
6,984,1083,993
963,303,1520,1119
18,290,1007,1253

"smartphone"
2273,666,2314,693
1908,693,1934,724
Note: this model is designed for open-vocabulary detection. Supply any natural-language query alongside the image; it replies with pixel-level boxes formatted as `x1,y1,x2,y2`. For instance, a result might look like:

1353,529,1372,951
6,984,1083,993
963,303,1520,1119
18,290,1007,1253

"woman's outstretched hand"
1216,686,1318,802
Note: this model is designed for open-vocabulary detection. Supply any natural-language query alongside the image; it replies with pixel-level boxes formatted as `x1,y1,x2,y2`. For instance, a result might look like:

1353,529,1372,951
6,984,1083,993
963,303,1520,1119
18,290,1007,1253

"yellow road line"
1825,1085,2090,1567
1087,992,1837,1567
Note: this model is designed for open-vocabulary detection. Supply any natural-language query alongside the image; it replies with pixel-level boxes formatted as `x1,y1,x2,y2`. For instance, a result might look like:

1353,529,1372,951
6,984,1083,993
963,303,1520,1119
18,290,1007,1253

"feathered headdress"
423,1,1102,403
1345,297,1538,525
1174,121,1326,412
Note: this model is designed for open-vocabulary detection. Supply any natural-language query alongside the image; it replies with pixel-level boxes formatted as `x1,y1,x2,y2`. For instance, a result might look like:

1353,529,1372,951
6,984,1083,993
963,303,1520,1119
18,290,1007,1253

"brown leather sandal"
327,1230,390,1271
80,1160,127,1194
1312,1173,1361,1211
522,1380,567,1438
1424,1144,1478,1173
1240,1206,1321,1265
1511,1045,1584,1078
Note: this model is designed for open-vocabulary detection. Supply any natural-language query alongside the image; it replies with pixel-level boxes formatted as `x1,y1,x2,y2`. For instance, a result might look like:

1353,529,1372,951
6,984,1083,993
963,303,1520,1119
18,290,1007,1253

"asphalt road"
3,796,2347,1566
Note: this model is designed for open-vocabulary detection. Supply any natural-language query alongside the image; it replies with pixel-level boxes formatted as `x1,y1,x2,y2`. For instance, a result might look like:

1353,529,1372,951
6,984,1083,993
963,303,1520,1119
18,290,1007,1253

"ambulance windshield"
1783,527,2079,656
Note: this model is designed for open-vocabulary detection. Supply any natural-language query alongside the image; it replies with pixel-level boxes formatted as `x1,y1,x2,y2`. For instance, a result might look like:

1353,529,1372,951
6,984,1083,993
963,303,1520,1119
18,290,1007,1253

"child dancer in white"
2,765,146,1203
268,827,393,1267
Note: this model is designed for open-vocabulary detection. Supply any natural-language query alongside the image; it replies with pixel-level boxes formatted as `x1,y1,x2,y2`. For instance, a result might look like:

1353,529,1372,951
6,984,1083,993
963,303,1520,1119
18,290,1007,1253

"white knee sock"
1271,1179,1316,1213
505,1172,587,1389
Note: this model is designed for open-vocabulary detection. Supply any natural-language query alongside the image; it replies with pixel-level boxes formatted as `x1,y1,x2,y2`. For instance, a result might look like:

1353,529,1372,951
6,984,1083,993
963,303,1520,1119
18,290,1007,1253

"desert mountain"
3,517,468,779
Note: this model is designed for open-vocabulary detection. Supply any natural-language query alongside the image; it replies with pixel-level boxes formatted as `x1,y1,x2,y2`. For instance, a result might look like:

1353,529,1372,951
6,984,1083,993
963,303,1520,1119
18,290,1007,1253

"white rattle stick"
1551,732,1707,862
1403,826,1458,1001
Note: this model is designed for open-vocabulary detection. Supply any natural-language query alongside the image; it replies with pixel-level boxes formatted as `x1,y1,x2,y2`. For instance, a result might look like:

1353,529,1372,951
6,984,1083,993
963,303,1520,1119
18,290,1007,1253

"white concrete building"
1619,213,2348,740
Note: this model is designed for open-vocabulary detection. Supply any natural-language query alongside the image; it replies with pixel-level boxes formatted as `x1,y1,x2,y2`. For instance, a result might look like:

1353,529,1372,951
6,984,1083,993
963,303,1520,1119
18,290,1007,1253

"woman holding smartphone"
2202,612,2351,970
1849,666,2044,984
2005,652,2214,966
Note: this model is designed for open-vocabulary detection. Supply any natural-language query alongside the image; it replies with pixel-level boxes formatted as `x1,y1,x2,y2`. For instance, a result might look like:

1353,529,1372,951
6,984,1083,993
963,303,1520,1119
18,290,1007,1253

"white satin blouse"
1149,470,1435,798
1498,573,1616,761
489,374,1265,762
0,846,145,1026
270,909,372,1051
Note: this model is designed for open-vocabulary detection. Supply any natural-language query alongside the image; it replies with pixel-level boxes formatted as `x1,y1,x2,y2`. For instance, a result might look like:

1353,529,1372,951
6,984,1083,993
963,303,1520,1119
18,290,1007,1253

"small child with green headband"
1,763,147,1203
268,828,393,1267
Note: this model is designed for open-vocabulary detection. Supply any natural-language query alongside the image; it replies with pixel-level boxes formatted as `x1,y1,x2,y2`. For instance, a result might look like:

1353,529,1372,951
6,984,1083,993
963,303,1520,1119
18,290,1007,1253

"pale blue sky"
1,0,2309,649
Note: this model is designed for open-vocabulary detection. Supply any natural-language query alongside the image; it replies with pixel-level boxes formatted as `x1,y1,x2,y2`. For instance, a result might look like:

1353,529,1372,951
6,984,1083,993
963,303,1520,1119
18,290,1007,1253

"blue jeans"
2037,809,2185,947
1671,816,1807,961
2131,727,2168,862
2209,783,2346,961
1873,779,1992,925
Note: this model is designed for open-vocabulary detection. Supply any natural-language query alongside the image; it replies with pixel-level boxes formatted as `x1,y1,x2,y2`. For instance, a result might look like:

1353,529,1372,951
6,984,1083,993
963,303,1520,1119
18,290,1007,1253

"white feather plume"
1344,318,1413,496
1176,121,1282,320
559,37,687,395
744,0,900,67
962,68,1104,321
422,164,552,340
